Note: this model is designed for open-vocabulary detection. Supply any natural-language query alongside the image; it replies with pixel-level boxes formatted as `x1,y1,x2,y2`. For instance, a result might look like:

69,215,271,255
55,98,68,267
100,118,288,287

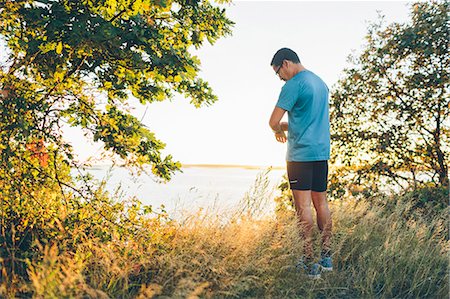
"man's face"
273,61,287,81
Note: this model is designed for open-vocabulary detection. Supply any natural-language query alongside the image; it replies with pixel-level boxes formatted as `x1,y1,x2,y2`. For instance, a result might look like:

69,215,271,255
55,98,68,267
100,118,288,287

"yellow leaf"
185,65,197,78
56,41,63,54
54,71,64,82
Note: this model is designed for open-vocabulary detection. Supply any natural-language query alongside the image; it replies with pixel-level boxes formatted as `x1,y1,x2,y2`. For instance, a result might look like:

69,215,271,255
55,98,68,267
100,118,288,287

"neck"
293,63,306,75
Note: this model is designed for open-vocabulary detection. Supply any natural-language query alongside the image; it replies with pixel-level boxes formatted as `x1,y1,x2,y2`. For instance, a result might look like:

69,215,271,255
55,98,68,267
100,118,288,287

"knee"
312,195,329,209
316,201,329,211
296,204,313,217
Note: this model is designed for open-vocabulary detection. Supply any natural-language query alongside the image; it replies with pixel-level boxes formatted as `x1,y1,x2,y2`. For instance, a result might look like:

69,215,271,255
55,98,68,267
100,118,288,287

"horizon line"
83,163,285,170
181,163,285,170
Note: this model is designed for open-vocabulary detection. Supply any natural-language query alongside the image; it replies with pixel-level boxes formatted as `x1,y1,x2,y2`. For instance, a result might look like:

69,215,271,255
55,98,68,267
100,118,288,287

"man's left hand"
274,131,287,143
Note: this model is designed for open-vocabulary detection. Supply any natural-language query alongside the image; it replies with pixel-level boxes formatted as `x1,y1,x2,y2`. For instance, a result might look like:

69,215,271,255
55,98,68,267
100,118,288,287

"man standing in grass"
269,48,333,279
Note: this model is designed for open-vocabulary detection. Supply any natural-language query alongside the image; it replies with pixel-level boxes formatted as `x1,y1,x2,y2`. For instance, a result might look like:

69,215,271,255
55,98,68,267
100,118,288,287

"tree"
330,1,449,195
0,1,233,294
0,0,233,181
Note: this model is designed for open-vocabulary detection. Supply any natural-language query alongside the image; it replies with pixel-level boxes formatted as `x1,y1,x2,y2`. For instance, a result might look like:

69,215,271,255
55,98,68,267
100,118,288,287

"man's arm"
269,106,287,132
269,106,287,143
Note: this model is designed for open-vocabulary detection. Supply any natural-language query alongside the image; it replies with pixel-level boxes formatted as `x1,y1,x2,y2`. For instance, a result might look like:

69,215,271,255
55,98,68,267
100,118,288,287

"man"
269,48,332,279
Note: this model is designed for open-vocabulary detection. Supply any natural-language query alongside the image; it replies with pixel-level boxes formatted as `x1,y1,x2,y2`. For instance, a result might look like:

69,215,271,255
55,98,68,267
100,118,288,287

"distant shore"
181,164,285,170
83,164,285,171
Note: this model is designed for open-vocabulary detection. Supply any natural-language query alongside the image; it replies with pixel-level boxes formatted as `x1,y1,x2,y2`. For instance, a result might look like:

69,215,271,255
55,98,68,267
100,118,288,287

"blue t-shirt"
276,70,330,162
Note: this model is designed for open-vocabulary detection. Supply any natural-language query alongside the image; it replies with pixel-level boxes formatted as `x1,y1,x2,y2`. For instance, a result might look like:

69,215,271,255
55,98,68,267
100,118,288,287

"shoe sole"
320,266,333,271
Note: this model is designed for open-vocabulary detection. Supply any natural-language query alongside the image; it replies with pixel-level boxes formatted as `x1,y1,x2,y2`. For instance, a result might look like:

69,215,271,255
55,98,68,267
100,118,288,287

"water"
82,165,286,217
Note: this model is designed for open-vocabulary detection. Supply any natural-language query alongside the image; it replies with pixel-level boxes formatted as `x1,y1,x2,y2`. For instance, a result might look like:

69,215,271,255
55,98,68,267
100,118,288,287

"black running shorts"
286,161,328,192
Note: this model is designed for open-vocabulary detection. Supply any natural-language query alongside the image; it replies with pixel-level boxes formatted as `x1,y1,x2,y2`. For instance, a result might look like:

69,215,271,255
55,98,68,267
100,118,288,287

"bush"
0,156,173,298
1,167,448,298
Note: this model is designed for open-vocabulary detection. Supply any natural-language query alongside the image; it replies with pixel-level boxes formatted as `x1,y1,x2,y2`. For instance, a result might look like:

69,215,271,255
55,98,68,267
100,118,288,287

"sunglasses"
275,60,284,76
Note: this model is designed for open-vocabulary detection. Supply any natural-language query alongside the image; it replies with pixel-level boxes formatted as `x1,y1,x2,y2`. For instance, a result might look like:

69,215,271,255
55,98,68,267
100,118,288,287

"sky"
6,1,414,167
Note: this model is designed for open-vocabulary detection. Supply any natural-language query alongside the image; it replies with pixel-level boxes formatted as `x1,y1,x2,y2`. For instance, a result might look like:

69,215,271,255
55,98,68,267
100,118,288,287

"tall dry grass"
1,172,448,298
142,198,447,298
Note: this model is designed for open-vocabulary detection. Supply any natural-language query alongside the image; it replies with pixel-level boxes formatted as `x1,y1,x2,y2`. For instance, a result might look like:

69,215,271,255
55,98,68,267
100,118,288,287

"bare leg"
292,190,314,260
311,191,332,255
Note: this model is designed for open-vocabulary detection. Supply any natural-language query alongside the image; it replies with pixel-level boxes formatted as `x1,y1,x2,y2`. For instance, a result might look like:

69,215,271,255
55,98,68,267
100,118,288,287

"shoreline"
82,164,285,171
181,164,285,170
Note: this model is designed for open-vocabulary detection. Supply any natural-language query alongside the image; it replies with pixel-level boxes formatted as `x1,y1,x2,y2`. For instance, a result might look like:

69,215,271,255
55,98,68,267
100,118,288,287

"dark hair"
270,48,301,66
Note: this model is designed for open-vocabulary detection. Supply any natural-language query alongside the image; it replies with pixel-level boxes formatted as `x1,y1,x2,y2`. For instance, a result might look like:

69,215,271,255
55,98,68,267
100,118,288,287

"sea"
82,165,286,219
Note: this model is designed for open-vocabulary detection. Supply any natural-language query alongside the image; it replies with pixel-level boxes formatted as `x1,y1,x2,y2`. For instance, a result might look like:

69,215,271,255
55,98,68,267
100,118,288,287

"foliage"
330,1,449,195
378,184,449,223
0,2,233,293
1,174,448,297
0,157,175,298
273,168,448,224
0,0,233,180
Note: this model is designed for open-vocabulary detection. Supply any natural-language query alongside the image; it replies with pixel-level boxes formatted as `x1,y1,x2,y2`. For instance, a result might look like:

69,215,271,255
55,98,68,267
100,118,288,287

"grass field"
1,176,448,298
